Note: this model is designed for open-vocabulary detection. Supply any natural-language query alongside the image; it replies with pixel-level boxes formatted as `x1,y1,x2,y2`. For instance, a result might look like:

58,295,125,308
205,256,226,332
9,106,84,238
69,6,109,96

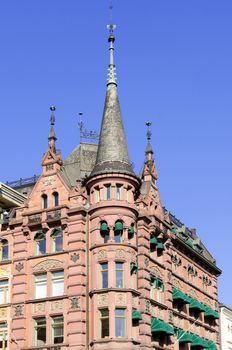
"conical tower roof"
90,25,134,178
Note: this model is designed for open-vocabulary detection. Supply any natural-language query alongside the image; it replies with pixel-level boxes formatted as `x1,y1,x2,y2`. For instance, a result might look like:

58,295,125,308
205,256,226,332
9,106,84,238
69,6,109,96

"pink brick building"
0,24,221,350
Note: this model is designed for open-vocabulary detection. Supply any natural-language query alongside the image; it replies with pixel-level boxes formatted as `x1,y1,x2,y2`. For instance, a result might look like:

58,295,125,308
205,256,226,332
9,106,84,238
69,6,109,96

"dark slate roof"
90,84,134,178
61,143,98,186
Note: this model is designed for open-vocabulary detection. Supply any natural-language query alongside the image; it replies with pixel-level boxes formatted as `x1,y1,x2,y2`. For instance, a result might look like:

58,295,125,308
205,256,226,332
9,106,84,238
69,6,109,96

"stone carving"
33,303,46,313
115,249,126,260
71,253,80,263
44,176,54,186
15,262,24,272
15,305,23,317
150,265,163,278
28,214,41,225
157,308,164,319
115,293,126,305
145,300,150,313
130,250,136,262
33,259,63,272
172,278,183,290
167,271,172,281
51,300,63,312
98,294,109,306
0,269,8,278
98,250,107,261
70,297,79,309
47,210,61,221
188,289,198,299
203,297,211,307
0,308,7,318
132,297,138,308
144,257,149,267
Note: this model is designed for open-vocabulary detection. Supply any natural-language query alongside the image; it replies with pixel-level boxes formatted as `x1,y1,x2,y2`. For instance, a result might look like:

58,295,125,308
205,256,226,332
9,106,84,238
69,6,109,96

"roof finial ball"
145,121,153,158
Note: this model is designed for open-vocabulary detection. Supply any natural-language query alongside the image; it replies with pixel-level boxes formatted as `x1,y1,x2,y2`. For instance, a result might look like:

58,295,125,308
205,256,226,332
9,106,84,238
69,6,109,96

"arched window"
1,240,8,261
51,228,63,252
100,222,109,243
114,221,123,243
53,192,59,207
41,194,48,209
34,230,46,255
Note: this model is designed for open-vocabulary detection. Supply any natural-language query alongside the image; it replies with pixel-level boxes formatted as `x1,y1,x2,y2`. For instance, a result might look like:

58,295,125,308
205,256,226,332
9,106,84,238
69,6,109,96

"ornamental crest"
150,265,163,278
98,250,107,261
115,249,126,260
98,294,109,306
172,278,183,290
33,259,63,272
115,293,126,305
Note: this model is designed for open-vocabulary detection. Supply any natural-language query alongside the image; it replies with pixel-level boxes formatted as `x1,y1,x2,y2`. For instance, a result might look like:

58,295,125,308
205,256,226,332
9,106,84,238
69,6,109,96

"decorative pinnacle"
107,2,117,85
145,122,153,154
50,106,56,126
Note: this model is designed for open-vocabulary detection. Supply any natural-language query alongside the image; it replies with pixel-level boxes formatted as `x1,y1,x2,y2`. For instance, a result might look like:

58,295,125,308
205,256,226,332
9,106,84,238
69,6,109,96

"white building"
220,304,232,349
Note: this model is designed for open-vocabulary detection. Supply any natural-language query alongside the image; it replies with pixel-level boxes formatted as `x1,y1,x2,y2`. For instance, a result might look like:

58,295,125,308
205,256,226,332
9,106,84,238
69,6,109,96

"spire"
48,106,57,152
142,122,158,181
90,21,135,178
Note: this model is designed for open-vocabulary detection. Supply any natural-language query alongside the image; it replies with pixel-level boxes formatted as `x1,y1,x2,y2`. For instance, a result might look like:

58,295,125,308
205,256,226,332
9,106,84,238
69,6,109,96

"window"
95,187,100,203
0,281,9,304
1,240,8,261
100,263,108,288
35,231,46,255
52,316,64,344
115,263,124,288
105,185,111,200
0,323,7,350
51,228,63,252
35,274,47,299
42,194,48,209
114,221,123,243
53,192,59,207
100,309,109,338
115,309,125,337
34,318,46,346
52,271,64,296
116,185,122,200
100,222,109,243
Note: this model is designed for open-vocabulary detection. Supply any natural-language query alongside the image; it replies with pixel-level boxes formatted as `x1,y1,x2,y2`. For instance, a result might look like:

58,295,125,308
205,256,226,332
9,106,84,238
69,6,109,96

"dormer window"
35,230,46,255
1,240,9,261
42,194,48,209
53,192,59,207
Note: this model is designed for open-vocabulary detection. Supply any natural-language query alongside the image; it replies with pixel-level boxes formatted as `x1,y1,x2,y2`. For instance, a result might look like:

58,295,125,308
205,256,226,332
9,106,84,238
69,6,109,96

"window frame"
100,308,109,339
115,262,124,288
34,273,47,299
104,185,111,200
41,194,48,209
51,315,64,344
115,308,126,338
100,263,108,289
115,184,122,200
52,192,59,207
0,323,7,350
51,271,64,297
34,317,46,346
0,240,8,261
0,280,9,305
34,231,46,256
51,228,63,253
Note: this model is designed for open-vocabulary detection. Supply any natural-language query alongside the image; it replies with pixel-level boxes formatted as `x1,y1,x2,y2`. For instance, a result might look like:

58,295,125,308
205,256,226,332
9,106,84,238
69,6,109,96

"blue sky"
0,1,231,305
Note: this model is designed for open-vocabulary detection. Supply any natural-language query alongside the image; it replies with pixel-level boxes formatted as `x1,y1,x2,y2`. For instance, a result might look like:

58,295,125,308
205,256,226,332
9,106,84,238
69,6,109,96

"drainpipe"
86,209,90,350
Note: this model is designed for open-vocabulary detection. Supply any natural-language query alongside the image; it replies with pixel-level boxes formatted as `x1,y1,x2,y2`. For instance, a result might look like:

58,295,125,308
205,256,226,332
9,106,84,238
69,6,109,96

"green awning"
132,309,142,321
150,275,164,291
186,238,193,248
150,236,158,246
130,262,138,274
100,222,109,232
191,335,208,348
206,340,217,350
128,226,134,235
175,328,193,343
35,230,45,239
114,222,123,231
151,318,174,335
157,242,165,251
51,227,62,236
204,306,219,319
189,298,205,312
172,288,190,304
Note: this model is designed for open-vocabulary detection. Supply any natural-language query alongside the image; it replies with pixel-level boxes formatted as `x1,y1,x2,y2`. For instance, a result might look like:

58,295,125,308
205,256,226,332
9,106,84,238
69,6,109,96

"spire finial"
107,2,117,86
145,121,153,155
48,106,57,151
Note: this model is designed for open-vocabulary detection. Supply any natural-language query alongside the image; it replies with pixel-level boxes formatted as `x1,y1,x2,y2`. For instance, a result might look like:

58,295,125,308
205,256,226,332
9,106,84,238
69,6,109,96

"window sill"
91,338,139,345
27,251,68,260
21,342,68,350
0,259,11,265
90,288,140,296
26,295,68,304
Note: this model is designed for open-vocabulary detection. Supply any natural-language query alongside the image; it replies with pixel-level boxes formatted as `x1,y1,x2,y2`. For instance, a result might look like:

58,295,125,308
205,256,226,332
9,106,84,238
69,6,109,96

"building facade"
219,305,232,350
0,25,221,350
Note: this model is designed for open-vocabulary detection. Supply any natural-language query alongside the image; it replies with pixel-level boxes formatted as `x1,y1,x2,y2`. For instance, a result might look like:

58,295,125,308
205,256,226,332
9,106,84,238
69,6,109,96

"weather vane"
50,106,56,126
78,113,99,143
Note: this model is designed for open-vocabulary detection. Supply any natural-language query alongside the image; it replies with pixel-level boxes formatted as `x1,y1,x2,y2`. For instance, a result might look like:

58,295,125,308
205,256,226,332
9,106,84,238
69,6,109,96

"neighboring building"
0,24,221,350
219,304,232,349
